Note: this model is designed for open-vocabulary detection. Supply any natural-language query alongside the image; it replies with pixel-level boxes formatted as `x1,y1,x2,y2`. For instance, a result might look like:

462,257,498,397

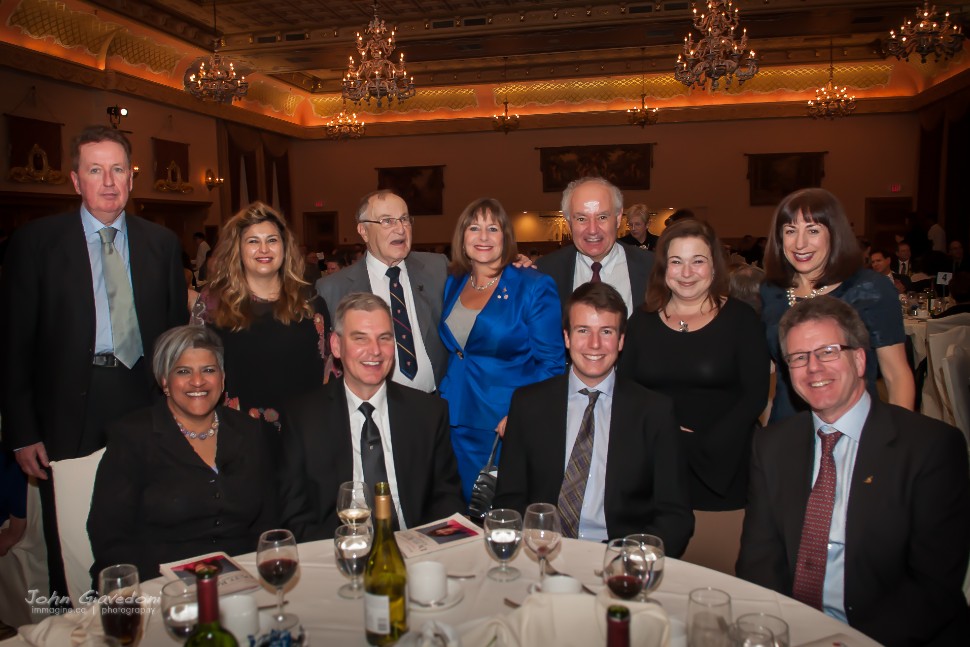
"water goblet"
602,538,646,601
687,587,732,647
257,529,299,631
334,524,373,599
523,503,561,585
160,579,197,642
484,508,523,582
336,480,371,527
98,564,142,646
624,533,665,602
735,613,790,647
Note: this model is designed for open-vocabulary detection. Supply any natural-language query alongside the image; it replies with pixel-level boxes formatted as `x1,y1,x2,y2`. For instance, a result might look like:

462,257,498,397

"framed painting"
747,152,825,206
377,165,444,216
539,143,652,193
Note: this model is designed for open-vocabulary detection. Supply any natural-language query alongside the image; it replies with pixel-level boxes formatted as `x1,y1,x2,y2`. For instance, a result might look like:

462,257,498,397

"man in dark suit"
316,190,447,392
736,296,970,646
279,292,464,540
894,240,912,277
0,125,186,599
537,177,654,313
493,283,693,556
868,247,911,293
949,240,968,273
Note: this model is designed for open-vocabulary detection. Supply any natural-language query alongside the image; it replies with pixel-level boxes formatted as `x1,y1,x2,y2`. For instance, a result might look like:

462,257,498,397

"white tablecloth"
904,316,928,366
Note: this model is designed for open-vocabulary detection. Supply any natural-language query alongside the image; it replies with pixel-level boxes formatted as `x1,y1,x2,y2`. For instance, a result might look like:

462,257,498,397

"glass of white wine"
337,480,371,527
334,524,373,599
484,508,523,582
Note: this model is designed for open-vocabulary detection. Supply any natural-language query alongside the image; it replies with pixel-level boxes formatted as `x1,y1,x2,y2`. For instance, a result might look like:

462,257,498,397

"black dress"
618,298,770,511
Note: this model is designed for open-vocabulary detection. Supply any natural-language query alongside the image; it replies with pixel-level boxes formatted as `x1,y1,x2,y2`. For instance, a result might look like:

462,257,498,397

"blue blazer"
438,265,565,431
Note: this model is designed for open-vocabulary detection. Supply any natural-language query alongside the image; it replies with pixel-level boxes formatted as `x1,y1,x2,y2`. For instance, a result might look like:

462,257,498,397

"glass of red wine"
98,564,143,646
257,529,299,631
602,538,647,601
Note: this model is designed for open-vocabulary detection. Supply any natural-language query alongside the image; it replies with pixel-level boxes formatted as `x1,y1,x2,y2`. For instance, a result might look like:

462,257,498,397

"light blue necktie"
99,227,142,368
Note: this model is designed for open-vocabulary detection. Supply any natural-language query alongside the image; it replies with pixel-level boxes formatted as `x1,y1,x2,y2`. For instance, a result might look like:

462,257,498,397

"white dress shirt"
571,243,634,314
810,390,870,624
343,382,407,527
364,253,436,393
80,206,133,355
563,368,615,542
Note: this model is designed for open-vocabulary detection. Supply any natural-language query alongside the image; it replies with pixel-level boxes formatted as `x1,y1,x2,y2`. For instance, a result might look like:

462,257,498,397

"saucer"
411,580,463,612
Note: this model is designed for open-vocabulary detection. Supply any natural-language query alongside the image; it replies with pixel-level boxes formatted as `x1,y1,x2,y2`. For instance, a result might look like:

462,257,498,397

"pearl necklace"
175,411,219,440
786,285,828,307
470,275,499,291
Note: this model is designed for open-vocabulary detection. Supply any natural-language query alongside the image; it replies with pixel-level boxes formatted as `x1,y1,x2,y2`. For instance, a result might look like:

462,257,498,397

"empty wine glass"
484,508,523,582
687,587,732,647
735,613,790,647
98,564,142,646
160,579,197,642
257,529,299,631
336,480,371,527
334,524,373,599
602,538,646,601
522,503,561,584
625,533,665,602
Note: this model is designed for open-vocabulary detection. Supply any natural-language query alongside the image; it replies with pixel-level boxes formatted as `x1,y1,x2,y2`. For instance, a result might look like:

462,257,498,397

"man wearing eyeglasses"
737,296,970,646
316,190,446,393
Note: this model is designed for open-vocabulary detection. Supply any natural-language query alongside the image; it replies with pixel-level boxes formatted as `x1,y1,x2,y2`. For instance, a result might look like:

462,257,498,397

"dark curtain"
944,109,970,246
227,135,258,214
916,118,943,221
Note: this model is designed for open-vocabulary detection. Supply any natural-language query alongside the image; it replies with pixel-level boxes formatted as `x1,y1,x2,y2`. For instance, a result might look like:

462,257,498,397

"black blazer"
493,374,694,557
278,379,464,540
536,242,654,310
87,402,282,580
736,399,970,646
0,211,186,459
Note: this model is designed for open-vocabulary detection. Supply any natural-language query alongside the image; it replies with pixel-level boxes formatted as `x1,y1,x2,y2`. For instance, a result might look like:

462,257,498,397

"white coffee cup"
220,593,259,642
408,561,448,606
540,575,582,594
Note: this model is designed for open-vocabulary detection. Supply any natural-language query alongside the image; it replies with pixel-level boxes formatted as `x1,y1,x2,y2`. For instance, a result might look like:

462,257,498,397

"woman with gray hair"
87,325,280,580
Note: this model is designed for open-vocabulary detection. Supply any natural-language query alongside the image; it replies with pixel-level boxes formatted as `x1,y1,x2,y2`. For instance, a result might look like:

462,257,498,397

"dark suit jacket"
493,374,694,557
736,400,970,646
87,403,281,580
536,242,654,310
278,379,464,540
0,211,187,459
315,252,448,385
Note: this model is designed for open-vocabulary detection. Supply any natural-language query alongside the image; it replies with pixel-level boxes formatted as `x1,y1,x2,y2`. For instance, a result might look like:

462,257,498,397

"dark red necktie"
590,261,602,283
792,428,843,610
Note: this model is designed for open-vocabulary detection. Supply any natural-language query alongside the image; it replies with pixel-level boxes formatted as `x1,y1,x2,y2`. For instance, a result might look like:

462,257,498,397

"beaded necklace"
175,411,220,440
470,275,499,291
786,285,828,307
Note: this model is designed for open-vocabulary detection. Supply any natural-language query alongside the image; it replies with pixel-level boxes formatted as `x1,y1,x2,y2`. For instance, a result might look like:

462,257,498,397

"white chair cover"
0,480,47,627
921,315,970,424
941,344,970,445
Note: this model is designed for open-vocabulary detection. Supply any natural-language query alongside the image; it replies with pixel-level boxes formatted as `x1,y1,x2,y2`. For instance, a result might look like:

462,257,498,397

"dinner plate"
410,580,464,612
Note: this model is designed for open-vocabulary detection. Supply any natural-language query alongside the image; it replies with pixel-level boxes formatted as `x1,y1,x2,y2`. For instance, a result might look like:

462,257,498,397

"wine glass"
257,529,300,631
336,480,371,527
160,579,197,642
602,538,646,601
687,587,732,647
98,564,142,646
625,533,665,602
484,508,523,582
334,524,373,599
735,614,790,647
522,503,561,584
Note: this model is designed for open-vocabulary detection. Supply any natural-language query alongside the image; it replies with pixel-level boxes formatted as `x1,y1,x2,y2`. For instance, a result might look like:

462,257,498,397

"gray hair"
152,325,225,387
778,295,870,356
560,177,623,218
356,190,403,223
333,292,392,335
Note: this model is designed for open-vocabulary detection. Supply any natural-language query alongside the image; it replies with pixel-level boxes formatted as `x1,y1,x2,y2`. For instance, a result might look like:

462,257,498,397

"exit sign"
890,183,902,193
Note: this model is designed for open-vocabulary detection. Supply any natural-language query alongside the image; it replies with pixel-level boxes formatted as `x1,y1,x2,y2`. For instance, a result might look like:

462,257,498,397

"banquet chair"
920,316,970,424
49,448,105,606
941,344,970,446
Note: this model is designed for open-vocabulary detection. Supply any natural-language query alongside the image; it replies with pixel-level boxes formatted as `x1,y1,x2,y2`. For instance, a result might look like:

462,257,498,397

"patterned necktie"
385,266,417,380
98,227,142,368
590,261,602,283
792,427,843,610
900,261,908,276
558,388,600,539
359,402,398,528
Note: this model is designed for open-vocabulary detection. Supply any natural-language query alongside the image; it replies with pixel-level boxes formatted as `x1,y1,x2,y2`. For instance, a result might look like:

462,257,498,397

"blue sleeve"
842,270,906,348
525,274,566,379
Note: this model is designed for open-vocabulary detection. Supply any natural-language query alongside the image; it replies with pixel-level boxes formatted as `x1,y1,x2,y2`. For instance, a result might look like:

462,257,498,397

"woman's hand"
496,416,509,438
679,426,695,433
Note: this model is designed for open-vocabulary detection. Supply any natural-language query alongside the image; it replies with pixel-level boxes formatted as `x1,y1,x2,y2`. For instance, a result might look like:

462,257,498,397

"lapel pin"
863,475,873,484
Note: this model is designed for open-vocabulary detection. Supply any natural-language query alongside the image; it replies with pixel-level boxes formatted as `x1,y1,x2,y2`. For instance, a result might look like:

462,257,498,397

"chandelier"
628,48,659,127
493,57,520,134
342,0,415,107
807,41,856,120
326,101,365,140
674,0,759,91
886,1,965,63
184,1,248,103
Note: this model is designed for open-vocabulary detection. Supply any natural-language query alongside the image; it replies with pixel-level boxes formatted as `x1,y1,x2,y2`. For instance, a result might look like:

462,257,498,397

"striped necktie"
558,388,600,539
385,265,417,380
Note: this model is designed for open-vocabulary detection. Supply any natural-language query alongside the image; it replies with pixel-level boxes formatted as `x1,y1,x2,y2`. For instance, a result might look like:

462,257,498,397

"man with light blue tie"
0,125,185,601
737,296,970,645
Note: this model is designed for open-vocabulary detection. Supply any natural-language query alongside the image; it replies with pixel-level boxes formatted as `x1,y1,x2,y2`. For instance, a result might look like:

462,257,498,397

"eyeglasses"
784,344,857,368
359,215,413,229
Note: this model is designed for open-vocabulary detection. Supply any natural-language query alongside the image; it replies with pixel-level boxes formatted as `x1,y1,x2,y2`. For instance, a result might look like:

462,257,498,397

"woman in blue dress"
438,198,566,502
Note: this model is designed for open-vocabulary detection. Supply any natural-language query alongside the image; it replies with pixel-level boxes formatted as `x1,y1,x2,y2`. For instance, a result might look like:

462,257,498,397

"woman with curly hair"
192,202,330,429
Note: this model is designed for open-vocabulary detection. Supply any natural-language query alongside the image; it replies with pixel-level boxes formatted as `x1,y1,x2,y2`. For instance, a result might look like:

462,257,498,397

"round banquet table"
120,536,880,647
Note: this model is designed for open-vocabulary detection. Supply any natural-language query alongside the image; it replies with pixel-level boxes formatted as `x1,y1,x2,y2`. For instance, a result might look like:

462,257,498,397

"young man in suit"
736,296,970,646
493,282,693,556
316,190,448,393
1,125,186,600
278,292,464,541
536,177,654,313
868,247,910,294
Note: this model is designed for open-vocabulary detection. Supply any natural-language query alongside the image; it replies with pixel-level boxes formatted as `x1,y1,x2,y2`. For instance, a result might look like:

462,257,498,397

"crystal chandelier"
493,57,520,134
326,101,365,140
628,48,659,127
342,0,415,107
184,1,248,103
886,1,965,63
674,0,759,91
807,41,856,120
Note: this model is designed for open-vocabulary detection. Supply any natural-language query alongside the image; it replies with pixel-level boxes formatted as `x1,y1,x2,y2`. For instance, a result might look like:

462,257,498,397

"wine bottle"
606,604,630,647
185,563,238,647
364,482,408,645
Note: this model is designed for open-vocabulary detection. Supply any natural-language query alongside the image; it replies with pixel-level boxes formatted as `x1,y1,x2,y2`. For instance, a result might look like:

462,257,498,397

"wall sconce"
204,168,224,190
131,165,140,179
106,105,128,129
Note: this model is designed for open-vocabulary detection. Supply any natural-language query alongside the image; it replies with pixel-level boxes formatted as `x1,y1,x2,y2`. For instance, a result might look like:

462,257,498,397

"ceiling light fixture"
326,100,366,140
886,1,965,63
184,1,248,103
674,0,758,91
807,40,856,120
628,48,659,127
342,0,415,107
493,57,520,134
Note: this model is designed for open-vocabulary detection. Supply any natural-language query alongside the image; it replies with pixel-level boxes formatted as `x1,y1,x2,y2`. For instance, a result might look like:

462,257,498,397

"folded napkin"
398,619,460,647
19,604,104,647
461,590,669,647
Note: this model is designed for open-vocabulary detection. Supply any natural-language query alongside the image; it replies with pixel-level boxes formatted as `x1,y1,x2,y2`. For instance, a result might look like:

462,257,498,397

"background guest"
619,219,769,573
935,271,970,317
439,198,565,501
192,202,330,428
728,262,766,316
894,240,912,276
949,240,968,273
761,188,913,422
87,325,280,580
868,247,911,294
619,203,658,251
